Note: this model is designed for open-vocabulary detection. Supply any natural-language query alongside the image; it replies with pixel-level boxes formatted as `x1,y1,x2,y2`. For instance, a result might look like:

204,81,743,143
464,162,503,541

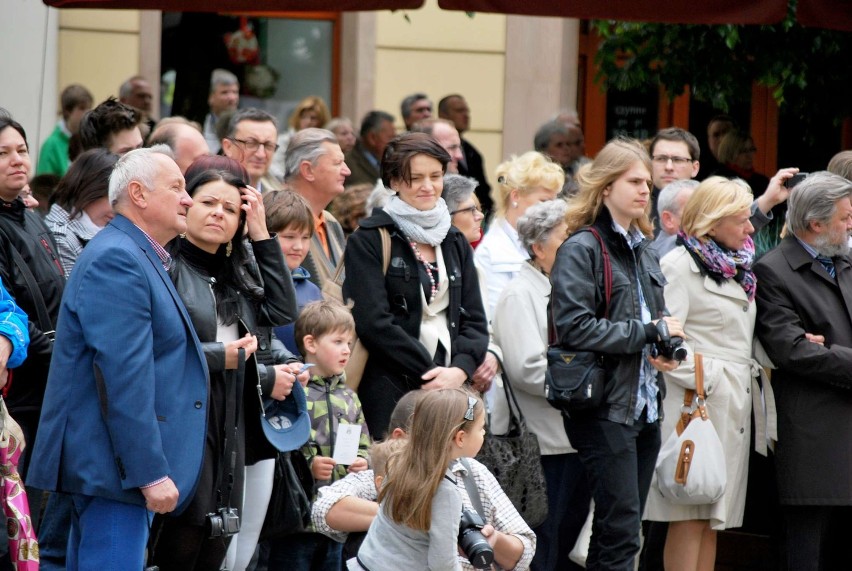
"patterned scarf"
382,194,451,246
677,230,757,301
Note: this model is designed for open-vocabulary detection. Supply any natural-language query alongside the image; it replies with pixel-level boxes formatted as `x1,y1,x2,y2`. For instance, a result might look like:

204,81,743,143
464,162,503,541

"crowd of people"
1,67,852,571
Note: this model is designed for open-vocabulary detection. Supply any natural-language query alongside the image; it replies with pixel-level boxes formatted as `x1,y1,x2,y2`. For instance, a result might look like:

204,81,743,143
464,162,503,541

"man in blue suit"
28,146,209,569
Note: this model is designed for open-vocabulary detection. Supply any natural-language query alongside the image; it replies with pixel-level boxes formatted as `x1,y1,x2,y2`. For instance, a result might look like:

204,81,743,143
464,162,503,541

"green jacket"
37,123,70,176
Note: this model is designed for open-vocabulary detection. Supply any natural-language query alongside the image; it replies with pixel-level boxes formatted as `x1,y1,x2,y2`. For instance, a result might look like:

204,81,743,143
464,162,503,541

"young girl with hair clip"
351,389,486,571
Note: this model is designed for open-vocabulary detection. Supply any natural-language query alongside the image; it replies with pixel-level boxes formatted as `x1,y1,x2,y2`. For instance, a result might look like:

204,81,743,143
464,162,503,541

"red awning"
438,0,852,31
43,0,424,11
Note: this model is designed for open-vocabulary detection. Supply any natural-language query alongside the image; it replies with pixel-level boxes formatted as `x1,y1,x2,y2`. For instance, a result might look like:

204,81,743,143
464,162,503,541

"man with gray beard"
754,171,852,571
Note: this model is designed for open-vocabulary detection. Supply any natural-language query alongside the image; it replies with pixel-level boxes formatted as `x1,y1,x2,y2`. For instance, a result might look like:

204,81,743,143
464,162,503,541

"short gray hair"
284,128,339,181
325,117,352,133
109,145,175,205
533,120,571,153
400,93,430,121
517,199,568,258
210,68,238,92
787,171,852,236
442,174,478,213
657,179,699,220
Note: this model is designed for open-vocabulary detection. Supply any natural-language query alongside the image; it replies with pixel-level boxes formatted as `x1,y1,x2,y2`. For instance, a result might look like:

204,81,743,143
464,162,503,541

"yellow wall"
57,9,141,106
375,0,506,183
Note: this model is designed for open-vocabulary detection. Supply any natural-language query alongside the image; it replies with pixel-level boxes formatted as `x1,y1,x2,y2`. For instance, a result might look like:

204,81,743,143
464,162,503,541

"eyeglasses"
450,205,482,216
463,395,477,421
230,138,279,154
652,155,694,165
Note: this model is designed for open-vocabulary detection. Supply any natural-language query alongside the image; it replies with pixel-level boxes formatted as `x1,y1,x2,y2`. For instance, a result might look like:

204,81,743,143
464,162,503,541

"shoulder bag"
655,353,727,505
476,359,549,528
544,227,608,413
322,227,391,391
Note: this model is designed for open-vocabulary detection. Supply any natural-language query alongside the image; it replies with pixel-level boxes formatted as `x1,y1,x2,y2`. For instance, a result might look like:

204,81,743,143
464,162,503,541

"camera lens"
459,529,494,569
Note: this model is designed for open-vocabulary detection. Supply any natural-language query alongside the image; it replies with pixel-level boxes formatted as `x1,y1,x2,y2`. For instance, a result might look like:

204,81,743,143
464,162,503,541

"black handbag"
476,358,549,529
545,227,610,414
259,450,313,540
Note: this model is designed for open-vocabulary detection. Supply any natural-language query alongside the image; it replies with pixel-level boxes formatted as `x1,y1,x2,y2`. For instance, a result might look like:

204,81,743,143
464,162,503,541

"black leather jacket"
550,206,668,425
169,237,298,464
0,199,65,413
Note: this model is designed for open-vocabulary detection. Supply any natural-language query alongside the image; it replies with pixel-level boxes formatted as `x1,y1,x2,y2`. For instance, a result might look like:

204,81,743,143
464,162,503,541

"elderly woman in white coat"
475,151,563,318
491,199,590,571
644,177,763,571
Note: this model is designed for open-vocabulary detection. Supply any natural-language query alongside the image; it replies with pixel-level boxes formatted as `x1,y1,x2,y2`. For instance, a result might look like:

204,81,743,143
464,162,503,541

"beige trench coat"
644,247,757,530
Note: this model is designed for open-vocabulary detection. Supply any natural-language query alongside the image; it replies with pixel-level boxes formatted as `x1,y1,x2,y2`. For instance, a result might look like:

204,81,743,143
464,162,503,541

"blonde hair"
288,96,331,132
680,176,753,239
563,138,653,237
294,299,355,357
491,151,565,218
379,389,482,531
369,438,407,480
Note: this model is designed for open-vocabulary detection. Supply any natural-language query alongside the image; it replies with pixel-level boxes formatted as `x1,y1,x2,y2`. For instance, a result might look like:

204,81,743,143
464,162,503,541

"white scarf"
382,195,451,246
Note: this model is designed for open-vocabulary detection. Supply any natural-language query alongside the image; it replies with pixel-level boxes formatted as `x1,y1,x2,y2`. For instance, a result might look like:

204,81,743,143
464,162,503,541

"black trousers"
563,412,661,571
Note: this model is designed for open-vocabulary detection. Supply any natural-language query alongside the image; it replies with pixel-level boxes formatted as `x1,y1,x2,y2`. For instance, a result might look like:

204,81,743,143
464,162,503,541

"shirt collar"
136,225,172,270
611,220,645,249
795,235,821,259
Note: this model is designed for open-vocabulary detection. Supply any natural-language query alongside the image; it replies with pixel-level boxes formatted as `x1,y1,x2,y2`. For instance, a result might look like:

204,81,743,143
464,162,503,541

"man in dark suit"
28,146,209,569
343,110,395,187
438,94,493,217
754,171,852,571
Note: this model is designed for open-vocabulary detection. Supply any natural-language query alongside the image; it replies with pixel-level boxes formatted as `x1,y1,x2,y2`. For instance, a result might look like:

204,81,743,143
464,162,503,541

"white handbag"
655,354,727,505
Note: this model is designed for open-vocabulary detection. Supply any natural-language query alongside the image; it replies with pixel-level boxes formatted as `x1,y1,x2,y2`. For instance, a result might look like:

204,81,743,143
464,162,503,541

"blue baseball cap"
260,384,311,452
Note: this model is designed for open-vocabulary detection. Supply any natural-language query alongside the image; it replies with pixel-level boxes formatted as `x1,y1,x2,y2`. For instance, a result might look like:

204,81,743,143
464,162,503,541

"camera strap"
459,458,485,519
218,347,245,511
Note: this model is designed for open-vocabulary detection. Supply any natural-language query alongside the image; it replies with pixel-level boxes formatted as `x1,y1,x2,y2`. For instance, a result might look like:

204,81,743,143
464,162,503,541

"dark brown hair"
380,132,450,188
263,189,314,235
50,148,118,216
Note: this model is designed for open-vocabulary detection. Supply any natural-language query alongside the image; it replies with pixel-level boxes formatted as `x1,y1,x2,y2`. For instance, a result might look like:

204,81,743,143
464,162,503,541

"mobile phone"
785,172,808,189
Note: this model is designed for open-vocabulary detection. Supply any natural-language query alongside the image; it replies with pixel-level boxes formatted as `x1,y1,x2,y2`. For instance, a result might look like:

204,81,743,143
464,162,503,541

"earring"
512,201,518,208
225,241,233,257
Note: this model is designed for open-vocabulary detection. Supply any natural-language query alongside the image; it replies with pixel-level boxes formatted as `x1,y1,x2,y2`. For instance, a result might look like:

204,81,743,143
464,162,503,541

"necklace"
409,241,438,304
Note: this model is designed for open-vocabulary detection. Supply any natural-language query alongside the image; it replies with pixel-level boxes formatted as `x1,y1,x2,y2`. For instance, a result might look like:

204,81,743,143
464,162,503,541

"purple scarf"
677,230,757,302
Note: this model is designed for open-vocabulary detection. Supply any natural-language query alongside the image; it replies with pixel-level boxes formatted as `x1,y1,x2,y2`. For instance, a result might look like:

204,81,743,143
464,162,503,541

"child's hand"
311,456,337,480
348,457,369,473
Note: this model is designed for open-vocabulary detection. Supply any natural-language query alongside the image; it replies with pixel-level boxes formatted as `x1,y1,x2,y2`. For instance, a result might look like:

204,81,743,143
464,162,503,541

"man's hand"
472,352,500,393
756,167,800,214
348,457,369,474
312,456,337,481
141,477,179,514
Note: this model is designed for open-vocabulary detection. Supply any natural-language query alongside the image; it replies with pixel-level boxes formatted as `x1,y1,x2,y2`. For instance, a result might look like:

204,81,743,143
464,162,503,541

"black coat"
459,138,493,217
0,199,65,414
754,236,852,504
167,237,297,522
342,209,488,437
550,206,667,425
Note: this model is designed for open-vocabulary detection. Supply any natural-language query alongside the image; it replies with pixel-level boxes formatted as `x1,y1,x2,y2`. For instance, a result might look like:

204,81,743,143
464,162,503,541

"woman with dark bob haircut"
150,159,298,570
45,148,118,275
342,132,488,437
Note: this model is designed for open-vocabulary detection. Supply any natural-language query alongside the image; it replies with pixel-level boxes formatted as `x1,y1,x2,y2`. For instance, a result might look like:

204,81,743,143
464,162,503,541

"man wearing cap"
28,146,208,568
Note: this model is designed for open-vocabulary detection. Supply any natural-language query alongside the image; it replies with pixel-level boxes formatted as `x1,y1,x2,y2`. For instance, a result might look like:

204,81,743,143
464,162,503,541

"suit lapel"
835,256,852,324
781,235,838,288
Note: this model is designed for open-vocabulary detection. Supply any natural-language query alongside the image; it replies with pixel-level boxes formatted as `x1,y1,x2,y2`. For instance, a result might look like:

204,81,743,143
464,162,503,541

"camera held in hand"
650,319,687,362
207,506,240,538
458,509,494,569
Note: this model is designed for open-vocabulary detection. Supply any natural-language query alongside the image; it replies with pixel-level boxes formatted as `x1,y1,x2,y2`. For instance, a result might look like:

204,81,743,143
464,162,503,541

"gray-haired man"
204,69,239,153
652,179,699,256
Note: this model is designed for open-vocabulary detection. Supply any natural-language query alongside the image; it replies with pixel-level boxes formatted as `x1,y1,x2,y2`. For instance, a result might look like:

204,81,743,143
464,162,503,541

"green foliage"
591,1,852,132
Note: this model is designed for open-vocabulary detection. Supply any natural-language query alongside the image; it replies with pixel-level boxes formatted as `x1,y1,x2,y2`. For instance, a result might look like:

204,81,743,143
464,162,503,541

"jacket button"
194,401,203,409
450,275,455,281
260,341,268,350
742,305,748,312
746,387,750,394
740,428,744,434
451,322,456,328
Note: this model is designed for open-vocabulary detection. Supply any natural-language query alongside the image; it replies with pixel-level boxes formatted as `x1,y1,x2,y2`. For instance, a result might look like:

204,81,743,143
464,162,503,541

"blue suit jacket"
28,215,209,513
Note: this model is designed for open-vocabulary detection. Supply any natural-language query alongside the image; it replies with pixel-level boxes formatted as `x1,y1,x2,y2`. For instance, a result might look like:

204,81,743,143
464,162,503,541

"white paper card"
332,423,362,465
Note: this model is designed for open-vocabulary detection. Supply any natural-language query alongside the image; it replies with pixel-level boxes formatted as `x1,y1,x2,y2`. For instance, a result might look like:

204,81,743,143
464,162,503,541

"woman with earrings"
342,132,489,438
150,157,298,570
474,151,564,318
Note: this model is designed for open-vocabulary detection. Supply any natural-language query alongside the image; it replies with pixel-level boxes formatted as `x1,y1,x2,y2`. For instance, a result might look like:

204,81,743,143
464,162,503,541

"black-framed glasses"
451,205,482,216
652,155,694,165
230,138,279,154
463,395,477,421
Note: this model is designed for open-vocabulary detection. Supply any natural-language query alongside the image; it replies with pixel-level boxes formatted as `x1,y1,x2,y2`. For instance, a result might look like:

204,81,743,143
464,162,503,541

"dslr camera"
207,506,240,538
650,319,687,362
458,509,494,569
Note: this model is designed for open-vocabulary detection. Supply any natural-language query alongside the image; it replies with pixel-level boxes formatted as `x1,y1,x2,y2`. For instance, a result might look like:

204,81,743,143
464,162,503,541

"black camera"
207,506,241,538
650,319,687,362
458,509,494,569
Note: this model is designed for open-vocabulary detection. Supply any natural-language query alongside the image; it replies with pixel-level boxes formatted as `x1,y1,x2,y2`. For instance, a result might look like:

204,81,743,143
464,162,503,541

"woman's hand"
421,366,467,390
241,185,270,241
270,365,297,400
756,167,800,214
805,332,826,346
653,316,686,340
471,352,500,393
224,334,258,369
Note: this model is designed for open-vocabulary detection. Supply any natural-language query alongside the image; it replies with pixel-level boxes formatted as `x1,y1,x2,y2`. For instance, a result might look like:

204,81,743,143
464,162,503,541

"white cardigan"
474,218,529,319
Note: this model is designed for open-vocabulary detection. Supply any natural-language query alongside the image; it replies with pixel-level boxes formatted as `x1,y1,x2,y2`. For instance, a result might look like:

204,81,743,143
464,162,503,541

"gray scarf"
382,195,451,246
